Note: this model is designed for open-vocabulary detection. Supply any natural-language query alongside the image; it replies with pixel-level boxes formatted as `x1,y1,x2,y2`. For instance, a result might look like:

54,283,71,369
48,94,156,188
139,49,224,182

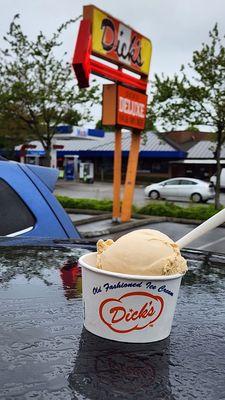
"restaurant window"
151,161,169,173
0,179,35,236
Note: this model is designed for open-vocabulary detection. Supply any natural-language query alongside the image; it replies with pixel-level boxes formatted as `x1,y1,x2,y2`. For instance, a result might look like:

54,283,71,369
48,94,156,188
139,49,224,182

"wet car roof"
0,244,225,399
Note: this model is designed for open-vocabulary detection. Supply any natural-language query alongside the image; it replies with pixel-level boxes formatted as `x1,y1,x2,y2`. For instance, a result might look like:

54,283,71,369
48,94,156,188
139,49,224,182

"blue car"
0,158,80,239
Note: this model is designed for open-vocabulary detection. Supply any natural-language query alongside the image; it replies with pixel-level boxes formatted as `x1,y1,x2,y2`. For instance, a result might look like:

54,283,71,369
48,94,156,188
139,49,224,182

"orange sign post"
102,84,122,221
102,84,147,221
117,87,147,221
73,5,152,222
113,129,122,221
121,132,141,222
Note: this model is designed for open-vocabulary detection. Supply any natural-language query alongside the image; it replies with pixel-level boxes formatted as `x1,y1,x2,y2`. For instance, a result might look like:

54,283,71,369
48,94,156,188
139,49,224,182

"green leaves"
0,15,100,165
150,24,225,133
138,202,221,220
56,196,113,211
149,24,225,209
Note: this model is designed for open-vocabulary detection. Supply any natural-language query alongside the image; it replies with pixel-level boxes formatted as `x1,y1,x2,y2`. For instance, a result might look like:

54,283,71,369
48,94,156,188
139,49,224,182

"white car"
144,177,215,203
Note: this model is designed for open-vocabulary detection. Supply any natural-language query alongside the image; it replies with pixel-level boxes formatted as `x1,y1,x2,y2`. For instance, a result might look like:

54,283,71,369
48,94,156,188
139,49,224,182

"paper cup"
78,252,184,343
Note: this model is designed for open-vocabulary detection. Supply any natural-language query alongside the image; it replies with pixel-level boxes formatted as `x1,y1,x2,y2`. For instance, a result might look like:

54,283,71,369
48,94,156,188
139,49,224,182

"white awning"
170,159,225,165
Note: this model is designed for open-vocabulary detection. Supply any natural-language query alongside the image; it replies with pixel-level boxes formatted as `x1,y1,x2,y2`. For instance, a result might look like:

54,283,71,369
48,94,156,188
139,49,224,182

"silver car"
144,177,215,203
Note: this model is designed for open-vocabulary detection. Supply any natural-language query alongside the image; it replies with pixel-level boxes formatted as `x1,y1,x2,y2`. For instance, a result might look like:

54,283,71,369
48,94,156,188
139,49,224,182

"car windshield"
1,243,225,399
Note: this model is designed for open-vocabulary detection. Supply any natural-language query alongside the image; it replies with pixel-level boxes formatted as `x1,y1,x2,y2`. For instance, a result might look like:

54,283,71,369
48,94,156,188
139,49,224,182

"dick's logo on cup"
99,292,164,334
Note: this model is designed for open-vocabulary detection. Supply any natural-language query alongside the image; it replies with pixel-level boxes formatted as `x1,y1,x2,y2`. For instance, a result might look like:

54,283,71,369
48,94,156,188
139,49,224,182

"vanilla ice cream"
96,229,187,276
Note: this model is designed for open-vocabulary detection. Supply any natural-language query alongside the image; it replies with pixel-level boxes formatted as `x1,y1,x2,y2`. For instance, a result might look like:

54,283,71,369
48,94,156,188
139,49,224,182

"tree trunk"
215,130,222,209
43,146,51,167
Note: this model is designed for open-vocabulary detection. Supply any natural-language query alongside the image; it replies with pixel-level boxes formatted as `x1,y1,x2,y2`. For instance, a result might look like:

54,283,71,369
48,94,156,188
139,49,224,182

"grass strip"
57,196,222,221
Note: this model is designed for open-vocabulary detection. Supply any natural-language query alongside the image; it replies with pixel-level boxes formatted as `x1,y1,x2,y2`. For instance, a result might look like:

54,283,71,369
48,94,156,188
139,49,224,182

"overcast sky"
1,0,224,126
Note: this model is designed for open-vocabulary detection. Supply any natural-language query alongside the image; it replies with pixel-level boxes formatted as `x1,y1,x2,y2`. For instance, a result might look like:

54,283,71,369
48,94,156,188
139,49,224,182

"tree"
150,24,225,209
0,108,36,158
0,15,100,166
145,106,157,131
0,117,27,158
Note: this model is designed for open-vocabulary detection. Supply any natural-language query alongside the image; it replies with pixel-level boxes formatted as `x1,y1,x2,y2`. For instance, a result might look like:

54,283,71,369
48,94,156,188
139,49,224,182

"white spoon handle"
176,207,225,249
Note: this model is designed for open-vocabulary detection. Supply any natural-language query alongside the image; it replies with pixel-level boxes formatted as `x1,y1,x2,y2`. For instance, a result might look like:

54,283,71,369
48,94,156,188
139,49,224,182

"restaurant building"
15,130,186,183
170,140,225,181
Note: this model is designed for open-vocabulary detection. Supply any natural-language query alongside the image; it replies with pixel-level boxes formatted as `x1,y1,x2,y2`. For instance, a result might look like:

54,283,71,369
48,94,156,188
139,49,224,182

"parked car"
144,177,215,203
0,158,80,238
210,169,225,189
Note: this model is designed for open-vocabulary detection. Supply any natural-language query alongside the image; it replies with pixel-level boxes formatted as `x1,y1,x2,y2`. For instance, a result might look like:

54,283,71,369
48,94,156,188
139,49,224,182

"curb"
65,208,225,238
79,215,225,239
80,217,167,238
65,208,110,215
75,213,111,226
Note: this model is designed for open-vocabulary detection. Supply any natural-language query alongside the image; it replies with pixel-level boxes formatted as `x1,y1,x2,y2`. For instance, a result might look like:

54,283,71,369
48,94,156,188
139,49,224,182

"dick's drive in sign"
73,5,152,91
83,5,152,77
73,4,152,221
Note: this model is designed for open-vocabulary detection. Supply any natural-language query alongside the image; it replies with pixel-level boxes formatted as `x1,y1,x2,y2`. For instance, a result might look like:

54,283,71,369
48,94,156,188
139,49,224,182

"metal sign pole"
112,129,122,221
121,131,141,222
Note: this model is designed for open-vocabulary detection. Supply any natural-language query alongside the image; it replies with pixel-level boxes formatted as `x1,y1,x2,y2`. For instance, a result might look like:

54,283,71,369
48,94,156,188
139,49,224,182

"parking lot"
55,180,225,255
73,215,225,254
54,179,225,208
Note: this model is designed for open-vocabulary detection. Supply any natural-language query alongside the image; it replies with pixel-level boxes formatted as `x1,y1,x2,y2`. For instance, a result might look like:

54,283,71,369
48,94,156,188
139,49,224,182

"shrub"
138,201,220,220
57,195,221,221
56,196,113,211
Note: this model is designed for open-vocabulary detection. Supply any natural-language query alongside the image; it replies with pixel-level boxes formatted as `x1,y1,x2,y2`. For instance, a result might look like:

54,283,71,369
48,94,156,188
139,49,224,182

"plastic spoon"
176,207,225,249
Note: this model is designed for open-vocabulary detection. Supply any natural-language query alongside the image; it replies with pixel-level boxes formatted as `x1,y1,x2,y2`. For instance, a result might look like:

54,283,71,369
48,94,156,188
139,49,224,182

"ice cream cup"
78,252,185,343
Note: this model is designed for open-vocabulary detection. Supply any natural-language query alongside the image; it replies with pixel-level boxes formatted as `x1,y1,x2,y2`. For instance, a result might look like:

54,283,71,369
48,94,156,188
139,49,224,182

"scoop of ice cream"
96,229,187,276
96,238,114,269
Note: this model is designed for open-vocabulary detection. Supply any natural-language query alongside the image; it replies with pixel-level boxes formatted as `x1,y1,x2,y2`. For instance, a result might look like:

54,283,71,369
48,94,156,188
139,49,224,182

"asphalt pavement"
140,221,225,253
75,217,225,254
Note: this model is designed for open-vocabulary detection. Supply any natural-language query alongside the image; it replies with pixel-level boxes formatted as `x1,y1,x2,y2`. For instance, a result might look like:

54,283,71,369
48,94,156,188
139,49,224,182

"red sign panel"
117,86,147,130
73,6,151,91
